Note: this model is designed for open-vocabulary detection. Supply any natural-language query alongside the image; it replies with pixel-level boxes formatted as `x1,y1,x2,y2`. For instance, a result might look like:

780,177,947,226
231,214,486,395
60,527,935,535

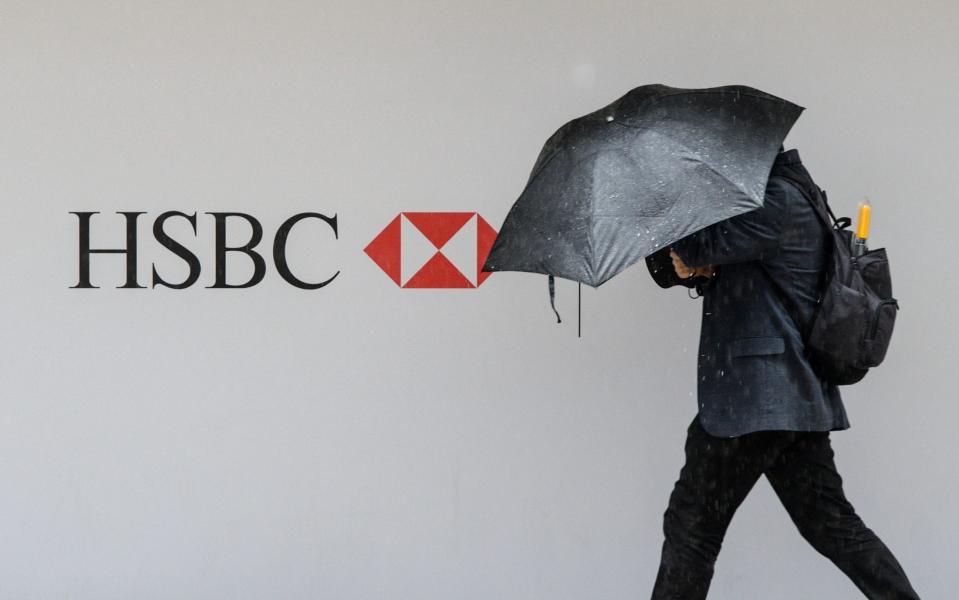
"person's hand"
670,249,713,279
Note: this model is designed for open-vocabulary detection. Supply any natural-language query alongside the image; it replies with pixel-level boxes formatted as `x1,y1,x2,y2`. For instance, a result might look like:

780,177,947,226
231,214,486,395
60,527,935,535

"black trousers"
651,414,920,599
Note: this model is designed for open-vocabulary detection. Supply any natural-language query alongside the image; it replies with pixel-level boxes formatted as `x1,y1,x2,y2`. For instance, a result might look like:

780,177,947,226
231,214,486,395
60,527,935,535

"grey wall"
1,1,956,598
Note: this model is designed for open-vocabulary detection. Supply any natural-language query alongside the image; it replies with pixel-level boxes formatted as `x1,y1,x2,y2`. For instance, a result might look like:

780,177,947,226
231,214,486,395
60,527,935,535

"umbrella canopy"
481,84,803,288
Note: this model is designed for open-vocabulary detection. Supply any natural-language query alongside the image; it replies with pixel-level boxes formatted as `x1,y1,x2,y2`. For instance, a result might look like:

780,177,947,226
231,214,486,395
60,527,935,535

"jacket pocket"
729,335,786,358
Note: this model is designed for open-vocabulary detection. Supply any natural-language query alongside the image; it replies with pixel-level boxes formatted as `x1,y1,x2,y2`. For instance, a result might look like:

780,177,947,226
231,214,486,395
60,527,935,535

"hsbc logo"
365,212,497,288
68,209,499,291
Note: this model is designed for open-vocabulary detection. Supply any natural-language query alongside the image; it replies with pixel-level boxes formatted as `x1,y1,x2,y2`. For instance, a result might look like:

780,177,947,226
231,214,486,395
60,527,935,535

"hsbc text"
70,211,339,290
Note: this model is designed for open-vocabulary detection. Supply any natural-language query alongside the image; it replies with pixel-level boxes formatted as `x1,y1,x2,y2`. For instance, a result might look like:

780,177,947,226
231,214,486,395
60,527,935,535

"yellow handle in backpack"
855,200,871,240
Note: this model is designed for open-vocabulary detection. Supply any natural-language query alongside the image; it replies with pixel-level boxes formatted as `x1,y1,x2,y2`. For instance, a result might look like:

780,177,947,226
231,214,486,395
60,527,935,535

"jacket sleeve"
669,177,787,269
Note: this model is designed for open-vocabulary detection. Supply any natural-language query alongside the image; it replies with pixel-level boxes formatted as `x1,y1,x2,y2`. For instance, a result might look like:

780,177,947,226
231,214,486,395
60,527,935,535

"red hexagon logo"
364,212,497,288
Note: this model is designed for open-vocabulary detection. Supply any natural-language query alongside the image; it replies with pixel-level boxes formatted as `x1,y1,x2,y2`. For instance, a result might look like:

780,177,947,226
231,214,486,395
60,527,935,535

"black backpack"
769,169,900,386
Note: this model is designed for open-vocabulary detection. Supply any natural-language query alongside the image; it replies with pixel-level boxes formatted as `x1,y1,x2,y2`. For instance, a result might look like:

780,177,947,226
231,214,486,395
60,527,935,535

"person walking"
644,148,921,599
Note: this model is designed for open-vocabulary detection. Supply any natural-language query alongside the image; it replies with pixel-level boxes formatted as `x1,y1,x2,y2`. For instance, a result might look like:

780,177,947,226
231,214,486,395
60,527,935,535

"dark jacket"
646,149,850,437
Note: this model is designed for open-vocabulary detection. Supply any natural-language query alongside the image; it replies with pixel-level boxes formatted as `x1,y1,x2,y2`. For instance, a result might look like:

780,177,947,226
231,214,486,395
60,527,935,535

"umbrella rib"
586,162,595,284
655,131,758,203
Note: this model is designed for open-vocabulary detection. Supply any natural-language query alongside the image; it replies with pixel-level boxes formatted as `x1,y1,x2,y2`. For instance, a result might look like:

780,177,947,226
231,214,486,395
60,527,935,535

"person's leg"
651,415,790,600
765,432,921,599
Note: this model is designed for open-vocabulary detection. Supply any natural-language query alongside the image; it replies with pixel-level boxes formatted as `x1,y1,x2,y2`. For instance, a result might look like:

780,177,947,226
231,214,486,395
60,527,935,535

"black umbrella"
481,84,803,332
